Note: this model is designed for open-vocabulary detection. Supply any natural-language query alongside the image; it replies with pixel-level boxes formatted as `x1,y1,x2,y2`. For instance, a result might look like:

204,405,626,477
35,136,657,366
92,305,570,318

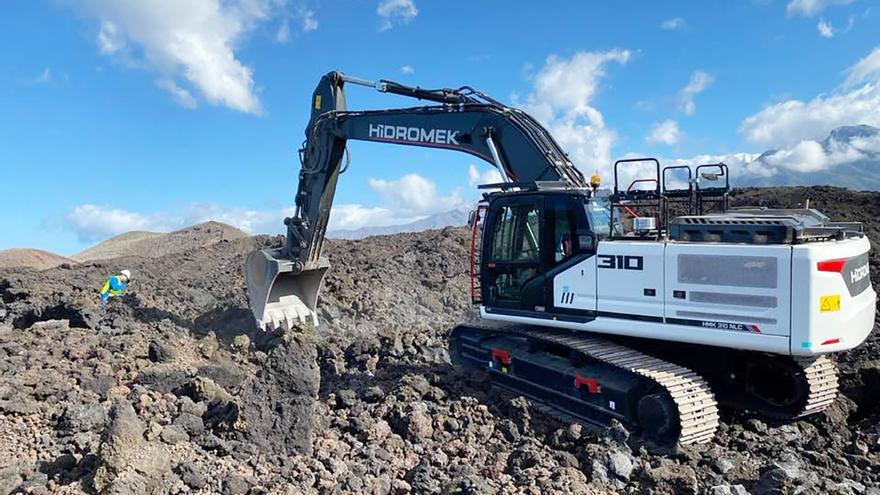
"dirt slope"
0,186,878,495
0,248,76,271
72,222,248,262
72,231,164,262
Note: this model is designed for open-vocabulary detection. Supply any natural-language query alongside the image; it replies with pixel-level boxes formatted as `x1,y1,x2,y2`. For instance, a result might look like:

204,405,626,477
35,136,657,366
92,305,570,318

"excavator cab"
478,184,599,314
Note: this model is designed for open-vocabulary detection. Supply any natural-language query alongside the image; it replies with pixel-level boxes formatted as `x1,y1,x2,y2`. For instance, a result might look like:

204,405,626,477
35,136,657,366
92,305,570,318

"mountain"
73,221,248,262
0,248,77,271
328,207,472,240
736,125,880,190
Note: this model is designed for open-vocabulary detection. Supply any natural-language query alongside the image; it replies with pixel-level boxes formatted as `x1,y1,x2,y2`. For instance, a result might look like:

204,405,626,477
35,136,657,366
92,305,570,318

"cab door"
481,195,545,311
547,194,599,315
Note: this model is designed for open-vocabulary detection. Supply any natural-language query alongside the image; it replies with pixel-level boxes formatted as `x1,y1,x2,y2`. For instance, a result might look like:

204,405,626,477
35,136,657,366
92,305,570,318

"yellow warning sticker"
820,294,841,312
314,94,322,109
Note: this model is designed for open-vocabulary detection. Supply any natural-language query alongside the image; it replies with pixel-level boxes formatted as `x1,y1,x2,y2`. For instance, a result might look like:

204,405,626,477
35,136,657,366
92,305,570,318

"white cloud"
377,0,418,31
181,202,293,234
66,204,175,242
65,171,475,242
741,86,880,146
98,21,124,54
786,0,853,16
301,9,318,31
663,152,762,168
660,152,767,181
761,130,880,172
400,64,415,74
678,70,714,115
817,18,834,37
328,204,420,231
275,21,291,43
647,120,682,145
661,17,685,30
368,173,464,213
761,140,829,171
66,201,422,241
467,164,503,187
29,68,52,84
275,8,317,43
157,79,197,109
845,46,880,86
741,47,880,147
522,49,630,178
662,128,880,181
75,0,282,114
845,13,857,32
65,202,296,242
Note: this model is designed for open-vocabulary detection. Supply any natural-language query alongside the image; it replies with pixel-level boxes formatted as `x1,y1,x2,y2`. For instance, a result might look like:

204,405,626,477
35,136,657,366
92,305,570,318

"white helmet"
120,269,132,281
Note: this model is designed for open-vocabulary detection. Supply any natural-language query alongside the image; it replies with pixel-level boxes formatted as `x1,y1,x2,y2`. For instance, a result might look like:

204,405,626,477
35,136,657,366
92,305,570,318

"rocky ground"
0,186,878,494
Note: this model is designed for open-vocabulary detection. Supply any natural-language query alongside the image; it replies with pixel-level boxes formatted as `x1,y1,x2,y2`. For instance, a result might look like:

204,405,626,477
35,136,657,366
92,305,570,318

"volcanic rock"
0,187,877,494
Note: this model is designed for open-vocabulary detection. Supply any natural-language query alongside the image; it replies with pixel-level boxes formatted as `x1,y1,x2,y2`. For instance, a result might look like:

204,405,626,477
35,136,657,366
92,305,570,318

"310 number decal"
597,255,644,271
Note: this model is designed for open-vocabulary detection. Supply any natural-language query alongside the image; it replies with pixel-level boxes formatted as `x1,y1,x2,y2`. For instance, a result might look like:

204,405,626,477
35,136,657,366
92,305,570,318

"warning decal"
820,294,841,312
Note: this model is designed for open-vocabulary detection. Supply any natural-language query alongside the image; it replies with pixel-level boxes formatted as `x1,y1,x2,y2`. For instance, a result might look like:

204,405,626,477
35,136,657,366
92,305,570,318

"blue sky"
2,0,879,255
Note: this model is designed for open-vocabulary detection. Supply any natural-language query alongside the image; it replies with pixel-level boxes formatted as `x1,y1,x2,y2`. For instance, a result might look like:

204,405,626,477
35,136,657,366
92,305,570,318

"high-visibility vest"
100,276,127,298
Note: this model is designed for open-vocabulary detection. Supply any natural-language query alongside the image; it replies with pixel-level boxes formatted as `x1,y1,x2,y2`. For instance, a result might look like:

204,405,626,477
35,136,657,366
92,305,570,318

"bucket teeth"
260,297,316,332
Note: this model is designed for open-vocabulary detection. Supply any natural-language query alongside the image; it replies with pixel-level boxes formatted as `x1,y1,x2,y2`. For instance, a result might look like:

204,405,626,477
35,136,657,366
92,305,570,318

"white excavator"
244,71,876,447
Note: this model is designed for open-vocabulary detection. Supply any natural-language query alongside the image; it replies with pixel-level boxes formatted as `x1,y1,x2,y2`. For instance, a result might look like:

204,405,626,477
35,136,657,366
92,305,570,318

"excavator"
244,71,876,447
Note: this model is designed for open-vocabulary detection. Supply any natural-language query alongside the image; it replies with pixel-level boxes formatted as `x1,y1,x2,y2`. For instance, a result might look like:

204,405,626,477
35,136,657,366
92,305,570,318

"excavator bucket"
244,248,329,331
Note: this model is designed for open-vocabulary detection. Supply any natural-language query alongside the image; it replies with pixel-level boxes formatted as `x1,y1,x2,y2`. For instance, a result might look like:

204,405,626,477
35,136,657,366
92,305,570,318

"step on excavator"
244,71,876,447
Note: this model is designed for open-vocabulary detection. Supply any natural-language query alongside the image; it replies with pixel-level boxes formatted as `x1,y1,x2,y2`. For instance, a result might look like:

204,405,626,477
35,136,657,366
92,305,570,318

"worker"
556,232,572,261
100,270,132,306
554,215,573,262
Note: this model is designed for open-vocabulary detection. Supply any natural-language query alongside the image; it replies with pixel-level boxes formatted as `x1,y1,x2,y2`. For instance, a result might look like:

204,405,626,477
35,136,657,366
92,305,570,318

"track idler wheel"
637,392,680,446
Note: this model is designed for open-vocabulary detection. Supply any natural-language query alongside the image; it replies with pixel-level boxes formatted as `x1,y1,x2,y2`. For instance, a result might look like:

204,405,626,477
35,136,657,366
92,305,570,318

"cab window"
489,204,542,300
491,205,541,262
585,197,615,239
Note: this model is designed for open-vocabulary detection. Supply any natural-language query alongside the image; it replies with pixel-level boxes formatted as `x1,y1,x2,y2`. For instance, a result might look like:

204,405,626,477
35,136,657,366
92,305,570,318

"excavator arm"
246,71,586,330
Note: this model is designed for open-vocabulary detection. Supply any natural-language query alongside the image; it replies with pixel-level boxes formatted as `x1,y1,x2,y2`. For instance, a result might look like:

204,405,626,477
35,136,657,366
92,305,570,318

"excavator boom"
246,71,585,330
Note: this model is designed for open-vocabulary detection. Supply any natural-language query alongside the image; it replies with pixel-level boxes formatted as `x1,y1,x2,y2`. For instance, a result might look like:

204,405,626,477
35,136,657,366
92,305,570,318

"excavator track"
450,323,720,447
536,329,720,444
784,355,839,418
651,346,840,420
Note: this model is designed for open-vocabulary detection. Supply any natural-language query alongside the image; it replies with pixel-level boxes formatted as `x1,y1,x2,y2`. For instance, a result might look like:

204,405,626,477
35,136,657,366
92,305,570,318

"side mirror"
577,231,595,252
467,209,478,227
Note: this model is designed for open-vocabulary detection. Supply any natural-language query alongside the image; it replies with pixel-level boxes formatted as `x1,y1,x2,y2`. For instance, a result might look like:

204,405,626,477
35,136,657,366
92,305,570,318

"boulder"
59,402,108,434
238,330,319,456
147,340,178,363
92,400,170,493
606,449,634,480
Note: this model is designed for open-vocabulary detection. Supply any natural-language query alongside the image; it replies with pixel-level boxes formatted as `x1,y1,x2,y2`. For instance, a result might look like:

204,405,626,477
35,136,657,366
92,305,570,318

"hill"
72,221,247,262
0,248,76,271
71,231,164,262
